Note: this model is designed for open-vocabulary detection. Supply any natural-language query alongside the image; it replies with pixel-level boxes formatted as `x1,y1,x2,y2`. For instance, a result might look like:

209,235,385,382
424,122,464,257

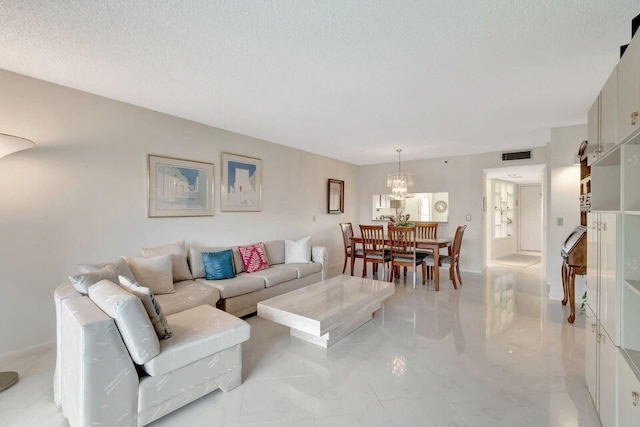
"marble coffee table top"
257,275,394,342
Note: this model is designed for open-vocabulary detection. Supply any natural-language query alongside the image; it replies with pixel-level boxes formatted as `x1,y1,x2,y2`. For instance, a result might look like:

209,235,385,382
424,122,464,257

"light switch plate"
466,214,471,221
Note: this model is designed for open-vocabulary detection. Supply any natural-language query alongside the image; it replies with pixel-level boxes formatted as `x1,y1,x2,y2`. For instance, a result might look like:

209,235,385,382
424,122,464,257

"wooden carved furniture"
388,225,428,288
339,222,363,275
561,225,587,323
358,225,390,280
423,225,466,289
415,222,438,278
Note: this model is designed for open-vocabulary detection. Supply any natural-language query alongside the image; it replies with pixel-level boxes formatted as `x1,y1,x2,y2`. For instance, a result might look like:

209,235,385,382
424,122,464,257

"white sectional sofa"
53,238,328,427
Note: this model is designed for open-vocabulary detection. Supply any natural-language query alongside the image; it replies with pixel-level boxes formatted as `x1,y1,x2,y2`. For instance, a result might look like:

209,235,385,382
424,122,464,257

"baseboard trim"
0,340,55,363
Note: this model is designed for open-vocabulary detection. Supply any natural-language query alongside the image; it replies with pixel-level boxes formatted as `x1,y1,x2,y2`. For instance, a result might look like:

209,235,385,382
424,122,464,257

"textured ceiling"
0,1,638,165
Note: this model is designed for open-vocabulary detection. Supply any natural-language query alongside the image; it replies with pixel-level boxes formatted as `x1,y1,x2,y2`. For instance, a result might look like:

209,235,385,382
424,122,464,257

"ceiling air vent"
501,150,532,162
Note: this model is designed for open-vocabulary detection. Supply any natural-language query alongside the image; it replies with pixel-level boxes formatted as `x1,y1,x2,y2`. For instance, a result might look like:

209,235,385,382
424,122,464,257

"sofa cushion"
248,266,298,288
88,280,160,364
118,276,172,340
272,262,322,278
68,265,119,295
202,250,235,280
264,240,285,265
154,280,220,316
285,236,312,263
143,305,250,377
188,246,245,278
238,242,269,273
127,254,175,294
142,240,193,281
77,257,136,282
195,274,265,299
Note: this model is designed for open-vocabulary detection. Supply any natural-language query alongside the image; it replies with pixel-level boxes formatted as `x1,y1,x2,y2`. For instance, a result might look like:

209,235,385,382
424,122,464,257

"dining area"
339,221,467,291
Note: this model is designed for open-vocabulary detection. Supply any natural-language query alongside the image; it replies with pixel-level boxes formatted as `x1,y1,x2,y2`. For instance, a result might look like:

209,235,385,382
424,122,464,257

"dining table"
350,235,453,291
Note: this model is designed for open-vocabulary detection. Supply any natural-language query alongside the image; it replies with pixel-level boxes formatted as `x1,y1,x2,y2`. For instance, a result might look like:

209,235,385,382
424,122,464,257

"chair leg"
412,265,416,289
351,256,356,276
456,263,462,286
389,265,395,282
421,263,426,285
342,256,348,274
450,265,458,289
362,260,367,278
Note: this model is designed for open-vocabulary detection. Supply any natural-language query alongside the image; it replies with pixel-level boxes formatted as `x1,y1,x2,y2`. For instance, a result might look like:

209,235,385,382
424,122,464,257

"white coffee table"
257,275,394,348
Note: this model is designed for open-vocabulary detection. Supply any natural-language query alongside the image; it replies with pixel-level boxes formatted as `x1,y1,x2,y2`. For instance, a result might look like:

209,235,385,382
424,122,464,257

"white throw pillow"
118,276,172,339
68,265,118,295
284,236,312,264
126,254,175,294
77,257,135,282
141,240,193,282
88,280,160,364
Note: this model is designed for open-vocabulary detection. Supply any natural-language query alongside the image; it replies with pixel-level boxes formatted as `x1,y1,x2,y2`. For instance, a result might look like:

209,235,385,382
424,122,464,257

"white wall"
359,147,548,273
546,124,587,300
0,69,360,356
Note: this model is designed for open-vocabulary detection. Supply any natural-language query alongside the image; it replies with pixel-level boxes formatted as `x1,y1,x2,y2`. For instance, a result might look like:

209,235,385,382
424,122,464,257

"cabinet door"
617,34,640,143
586,213,599,314
599,213,619,345
585,308,598,407
617,351,640,427
598,328,617,427
600,67,617,148
588,96,599,148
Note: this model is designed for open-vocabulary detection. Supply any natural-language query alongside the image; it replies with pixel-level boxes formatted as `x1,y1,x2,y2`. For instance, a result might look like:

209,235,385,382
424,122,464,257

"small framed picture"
328,179,344,214
221,152,262,212
147,155,214,217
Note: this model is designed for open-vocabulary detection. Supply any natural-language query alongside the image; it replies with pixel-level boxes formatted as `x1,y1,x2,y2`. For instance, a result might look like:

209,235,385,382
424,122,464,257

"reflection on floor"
490,252,542,268
0,264,601,427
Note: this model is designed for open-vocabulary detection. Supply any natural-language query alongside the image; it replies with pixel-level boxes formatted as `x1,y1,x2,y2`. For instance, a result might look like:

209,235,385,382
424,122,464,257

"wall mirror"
371,192,449,222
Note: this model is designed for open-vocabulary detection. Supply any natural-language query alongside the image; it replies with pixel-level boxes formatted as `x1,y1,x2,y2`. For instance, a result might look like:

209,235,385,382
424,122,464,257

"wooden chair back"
359,225,386,257
388,225,417,260
415,222,438,239
339,222,354,254
451,225,467,262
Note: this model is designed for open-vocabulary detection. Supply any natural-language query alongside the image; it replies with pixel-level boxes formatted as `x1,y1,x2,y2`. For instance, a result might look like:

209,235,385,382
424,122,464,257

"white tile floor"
0,263,602,427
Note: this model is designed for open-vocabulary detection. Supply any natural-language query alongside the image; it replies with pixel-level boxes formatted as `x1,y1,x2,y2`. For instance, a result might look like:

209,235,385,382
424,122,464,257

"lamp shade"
0,133,35,159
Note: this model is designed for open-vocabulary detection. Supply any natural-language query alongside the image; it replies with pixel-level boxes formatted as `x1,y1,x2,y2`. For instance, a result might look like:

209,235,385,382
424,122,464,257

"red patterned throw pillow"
238,242,269,273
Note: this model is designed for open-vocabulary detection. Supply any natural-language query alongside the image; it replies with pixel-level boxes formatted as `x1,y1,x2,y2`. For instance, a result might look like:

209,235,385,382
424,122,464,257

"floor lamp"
0,133,35,392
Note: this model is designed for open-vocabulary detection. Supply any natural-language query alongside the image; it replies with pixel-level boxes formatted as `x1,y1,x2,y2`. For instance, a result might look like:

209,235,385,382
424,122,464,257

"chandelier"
386,148,413,199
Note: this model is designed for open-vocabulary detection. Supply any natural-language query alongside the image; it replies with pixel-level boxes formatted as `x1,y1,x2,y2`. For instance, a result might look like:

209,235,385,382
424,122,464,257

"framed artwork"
221,152,262,212
328,179,344,214
147,155,214,217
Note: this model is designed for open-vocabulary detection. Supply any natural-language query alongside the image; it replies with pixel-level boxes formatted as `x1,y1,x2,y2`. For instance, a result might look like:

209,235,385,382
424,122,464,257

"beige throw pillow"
77,256,135,282
126,254,175,294
118,276,172,339
141,240,193,282
68,265,119,294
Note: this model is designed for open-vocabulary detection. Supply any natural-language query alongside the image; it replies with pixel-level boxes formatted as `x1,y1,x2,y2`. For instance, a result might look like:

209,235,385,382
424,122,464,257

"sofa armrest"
312,246,328,280
53,283,81,409
60,297,139,427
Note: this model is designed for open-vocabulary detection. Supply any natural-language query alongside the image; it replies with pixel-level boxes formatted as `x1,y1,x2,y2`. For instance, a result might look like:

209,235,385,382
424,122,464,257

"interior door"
519,185,542,251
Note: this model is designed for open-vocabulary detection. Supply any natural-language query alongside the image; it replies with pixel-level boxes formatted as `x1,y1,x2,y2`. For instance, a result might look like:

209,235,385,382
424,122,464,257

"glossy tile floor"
0,263,602,427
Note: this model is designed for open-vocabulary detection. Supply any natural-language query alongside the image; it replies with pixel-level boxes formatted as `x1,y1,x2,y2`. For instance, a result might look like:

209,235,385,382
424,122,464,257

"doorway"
483,164,545,269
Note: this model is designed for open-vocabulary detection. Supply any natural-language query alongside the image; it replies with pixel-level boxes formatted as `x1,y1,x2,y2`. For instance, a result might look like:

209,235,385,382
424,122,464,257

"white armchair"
55,280,250,427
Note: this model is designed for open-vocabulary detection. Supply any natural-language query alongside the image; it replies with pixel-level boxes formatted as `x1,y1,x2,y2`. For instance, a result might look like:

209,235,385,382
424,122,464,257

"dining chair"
424,225,467,289
388,225,427,288
339,222,364,275
415,222,438,279
359,224,390,280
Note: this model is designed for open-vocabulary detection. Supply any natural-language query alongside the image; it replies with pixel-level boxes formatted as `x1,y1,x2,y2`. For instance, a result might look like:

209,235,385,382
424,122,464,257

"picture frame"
328,179,344,214
147,155,214,217
221,152,262,212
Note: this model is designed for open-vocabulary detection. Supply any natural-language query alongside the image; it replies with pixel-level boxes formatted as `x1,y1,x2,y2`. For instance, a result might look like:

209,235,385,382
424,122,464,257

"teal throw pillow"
202,250,236,280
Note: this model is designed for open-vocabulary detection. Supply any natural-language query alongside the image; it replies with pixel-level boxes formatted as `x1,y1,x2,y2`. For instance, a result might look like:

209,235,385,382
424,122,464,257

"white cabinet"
599,329,618,427
588,95,599,149
588,26,640,427
617,350,640,426
601,67,618,148
587,211,621,346
585,307,598,404
617,34,640,144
